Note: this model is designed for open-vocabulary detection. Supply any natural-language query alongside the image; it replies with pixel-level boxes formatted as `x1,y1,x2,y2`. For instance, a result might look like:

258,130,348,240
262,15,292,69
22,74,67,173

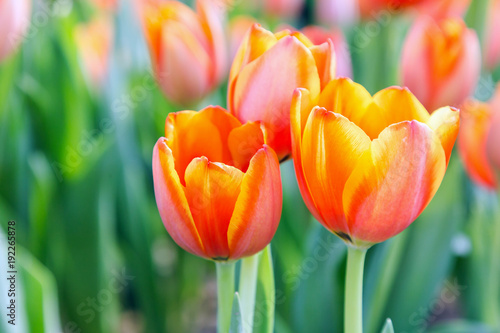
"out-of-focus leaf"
253,245,275,333
230,292,243,333
427,320,495,333
380,318,394,333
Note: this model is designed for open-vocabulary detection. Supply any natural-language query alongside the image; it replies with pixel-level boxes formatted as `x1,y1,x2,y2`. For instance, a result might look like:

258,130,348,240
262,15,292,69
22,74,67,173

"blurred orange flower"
401,17,480,112
228,24,335,160
152,106,282,260
291,78,459,247
0,0,31,62
459,87,500,189
142,0,227,106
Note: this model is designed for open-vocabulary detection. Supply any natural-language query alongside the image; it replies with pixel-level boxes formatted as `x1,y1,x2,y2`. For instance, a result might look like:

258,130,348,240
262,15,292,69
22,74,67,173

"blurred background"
0,0,499,332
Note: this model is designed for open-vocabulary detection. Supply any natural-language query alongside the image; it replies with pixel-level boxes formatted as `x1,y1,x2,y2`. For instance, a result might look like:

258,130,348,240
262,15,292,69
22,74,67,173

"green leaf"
426,320,495,333
230,292,243,333
380,318,394,333
253,245,275,333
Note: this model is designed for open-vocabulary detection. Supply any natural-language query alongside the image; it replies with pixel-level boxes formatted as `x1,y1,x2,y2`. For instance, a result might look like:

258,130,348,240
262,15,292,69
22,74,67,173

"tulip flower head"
0,0,31,62
291,78,459,248
152,106,282,261
228,24,336,160
401,16,480,112
485,0,500,70
459,88,500,190
142,0,227,107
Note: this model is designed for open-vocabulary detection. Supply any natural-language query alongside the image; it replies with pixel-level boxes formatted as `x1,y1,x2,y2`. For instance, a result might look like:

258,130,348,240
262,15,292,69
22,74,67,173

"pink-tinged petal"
184,157,244,260
343,121,446,245
301,107,371,236
486,106,500,176
153,138,205,257
310,39,336,89
427,106,460,165
230,35,321,158
228,146,282,259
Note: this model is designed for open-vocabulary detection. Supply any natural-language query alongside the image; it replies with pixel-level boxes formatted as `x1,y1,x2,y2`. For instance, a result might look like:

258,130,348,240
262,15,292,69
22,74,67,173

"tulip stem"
216,261,236,333
345,246,367,333
239,252,260,333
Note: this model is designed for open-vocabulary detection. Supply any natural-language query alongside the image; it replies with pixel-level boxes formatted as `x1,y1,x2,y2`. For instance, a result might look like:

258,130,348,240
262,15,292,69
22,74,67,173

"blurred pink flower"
417,0,471,19
401,16,480,112
302,25,353,78
0,0,31,62
91,0,118,12
314,0,359,26
261,0,304,19
485,0,500,69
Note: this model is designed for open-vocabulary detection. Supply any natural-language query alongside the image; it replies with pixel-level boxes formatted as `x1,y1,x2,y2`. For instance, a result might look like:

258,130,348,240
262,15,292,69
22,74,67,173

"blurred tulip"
401,17,480,112
90,0,118,12
0,0,31,62
417,0,471,19
75,16,113,89
485,0,500,70
152,106,282,261
142,0,227,106
459,88,500,189
260,0,304,19
228,15,256,62
302,26,353,78
358,0,426,18
315,0,359,26
291,78,459,247
228,24,336,160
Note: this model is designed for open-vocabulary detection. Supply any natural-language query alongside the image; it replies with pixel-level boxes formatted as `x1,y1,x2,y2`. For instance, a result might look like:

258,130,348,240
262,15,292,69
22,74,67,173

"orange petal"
343,121,446,245
317,78,373,127
310,39,336,89
228,122,265,171
458,101,497,188
153,138,205,257
228,146,282,259
301,107,371,236
230,35,321,158
165,106,241,182
184,157,244,260
427,106,460,165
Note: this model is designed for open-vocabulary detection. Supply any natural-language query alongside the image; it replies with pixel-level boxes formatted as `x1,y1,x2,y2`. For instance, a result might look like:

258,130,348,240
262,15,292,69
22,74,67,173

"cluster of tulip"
133,0,500,332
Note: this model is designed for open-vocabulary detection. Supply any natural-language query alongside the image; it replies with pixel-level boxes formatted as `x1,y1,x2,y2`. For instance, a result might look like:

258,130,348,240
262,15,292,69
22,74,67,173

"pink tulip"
485,0,500,70
0,0,31,62
401,16,481,112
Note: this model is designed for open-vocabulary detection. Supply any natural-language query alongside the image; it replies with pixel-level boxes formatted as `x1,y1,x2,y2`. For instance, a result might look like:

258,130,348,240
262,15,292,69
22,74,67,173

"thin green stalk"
216,261,236,333
239,252,260,333
345,246,368,333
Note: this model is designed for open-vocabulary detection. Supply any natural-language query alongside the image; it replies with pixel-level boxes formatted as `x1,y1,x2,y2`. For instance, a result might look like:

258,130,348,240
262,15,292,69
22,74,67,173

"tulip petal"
153,138,205,257
165,106,241,182
228,122,265,171
184,157,244,260
310,39,336,89
302,107,371,236
228,146,282,259
343,121,446,245
427,106,460,165
318,78,372,127
291,88,324,222
230,35,321,158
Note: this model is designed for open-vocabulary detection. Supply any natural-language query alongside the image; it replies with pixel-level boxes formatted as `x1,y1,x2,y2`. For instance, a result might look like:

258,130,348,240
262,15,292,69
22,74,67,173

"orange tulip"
142,0,227,106
0,0,31,62
228,24,336,160
291,78,459,247
459,87,500,190
75,15,113,88
152,106,282,260
401,17,481,112
485,0,500,70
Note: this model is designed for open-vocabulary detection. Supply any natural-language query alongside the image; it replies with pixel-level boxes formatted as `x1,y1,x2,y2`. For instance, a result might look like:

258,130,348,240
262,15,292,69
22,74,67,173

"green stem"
239,252,260,333
216,261,236,333
345,246,368,333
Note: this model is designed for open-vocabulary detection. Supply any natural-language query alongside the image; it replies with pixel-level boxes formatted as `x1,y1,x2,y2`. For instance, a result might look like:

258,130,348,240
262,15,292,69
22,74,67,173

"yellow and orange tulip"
459,88,500,190
152,106,282,261
228,24,336,160
0,0,31,62
291,78,459,247
401,17,480,112
142,0,227,106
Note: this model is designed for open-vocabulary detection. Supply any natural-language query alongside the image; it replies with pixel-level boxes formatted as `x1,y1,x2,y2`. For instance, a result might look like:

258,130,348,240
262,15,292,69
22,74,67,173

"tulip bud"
485,0,500,70
291,78,459,247
228,24,336,160
141,0,227,106
152,106,282,260
401,17,481,112
75,16,113,89
0,0,31,62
